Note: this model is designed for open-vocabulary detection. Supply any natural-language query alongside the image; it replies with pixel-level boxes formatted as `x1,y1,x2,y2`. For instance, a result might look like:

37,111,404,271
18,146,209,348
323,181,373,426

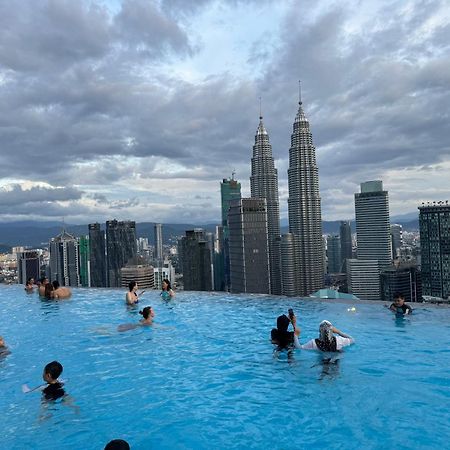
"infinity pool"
0,284,449,449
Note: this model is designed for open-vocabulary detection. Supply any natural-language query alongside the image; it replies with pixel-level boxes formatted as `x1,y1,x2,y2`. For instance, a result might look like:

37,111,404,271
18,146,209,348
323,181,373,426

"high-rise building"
89,223,106,287
228,198,270,294
106,220,137,288
179,229,212,291
348,181,391,300
49,230,80,287
78,236,90,287
327,235,341,274
17,250,41,284
220,176,241,290
391,224,403,259
154,223,163,263
213,225,225,291
381,263,422,303
340,221,353,272
419,203,450,300
120,264,154,289
284,95,324,296
250,114,281,294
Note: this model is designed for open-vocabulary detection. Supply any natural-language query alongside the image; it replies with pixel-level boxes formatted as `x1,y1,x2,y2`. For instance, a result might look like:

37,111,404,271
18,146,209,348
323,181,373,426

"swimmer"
22,360,66,401
0,335,11,357
160,279,175,300
105,439,130,450
24,277,35,292
118,306,155,332
125,281,145,305
52,281,72,299
294,319,354,352
38,277,49,296
271,309,298,350
389,292,412,315
44,283,55,300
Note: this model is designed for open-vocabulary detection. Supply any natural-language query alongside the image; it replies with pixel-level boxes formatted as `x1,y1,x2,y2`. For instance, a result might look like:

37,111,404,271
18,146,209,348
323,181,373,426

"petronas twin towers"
249,95,324,296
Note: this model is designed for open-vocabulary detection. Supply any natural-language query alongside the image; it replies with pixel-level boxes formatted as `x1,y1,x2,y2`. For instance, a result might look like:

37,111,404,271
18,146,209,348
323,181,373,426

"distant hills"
0,217,419,251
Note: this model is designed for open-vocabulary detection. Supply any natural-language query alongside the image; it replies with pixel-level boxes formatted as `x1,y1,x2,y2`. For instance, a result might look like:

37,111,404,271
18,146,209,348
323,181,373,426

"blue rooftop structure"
310,288,359,300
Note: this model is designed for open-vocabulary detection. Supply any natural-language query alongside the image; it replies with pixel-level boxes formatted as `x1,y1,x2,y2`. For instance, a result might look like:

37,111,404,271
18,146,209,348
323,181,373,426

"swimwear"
43,382,65,401
161,290,171,301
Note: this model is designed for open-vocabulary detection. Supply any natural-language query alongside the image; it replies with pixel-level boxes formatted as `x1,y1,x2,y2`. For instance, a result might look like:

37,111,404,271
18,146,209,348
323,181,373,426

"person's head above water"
104,439,130,450
128,281,138,292
44,283,54,298
393,292,405,306
276,314,291,332
0,336,5,347
139,306,154,320
43,360,63,382
26,277,34,285
162,279,171,291
52,280,60,290
319,320,333,341
40,276,49,285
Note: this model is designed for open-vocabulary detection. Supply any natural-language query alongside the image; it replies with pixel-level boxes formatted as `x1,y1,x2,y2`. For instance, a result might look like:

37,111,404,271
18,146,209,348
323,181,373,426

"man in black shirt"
389,292,412,315
42,360,65,401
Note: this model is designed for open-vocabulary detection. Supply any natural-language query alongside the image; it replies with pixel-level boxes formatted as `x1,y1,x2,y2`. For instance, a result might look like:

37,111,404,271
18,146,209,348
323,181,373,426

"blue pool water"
0,284,449,449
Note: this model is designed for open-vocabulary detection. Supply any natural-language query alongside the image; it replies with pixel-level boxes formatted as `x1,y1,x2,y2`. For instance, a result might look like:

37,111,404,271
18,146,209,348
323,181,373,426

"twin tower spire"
249,89,324,297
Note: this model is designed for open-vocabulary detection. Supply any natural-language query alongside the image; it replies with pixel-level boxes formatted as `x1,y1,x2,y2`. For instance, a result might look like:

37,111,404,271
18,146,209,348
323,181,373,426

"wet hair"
26,277,34,285
315,320,337,352
44,360,63,380
393,292,404,300
104,439,130,450
40,276,48,284
139,306,152,320
44,283,54,299
271,315,294,348
128,281,137,292
162,279,172,290
276,315,290,332
52,280,60,290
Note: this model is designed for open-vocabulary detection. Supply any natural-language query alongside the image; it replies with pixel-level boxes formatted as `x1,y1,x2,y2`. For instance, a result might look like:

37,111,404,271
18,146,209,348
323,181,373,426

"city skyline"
0,1,449,224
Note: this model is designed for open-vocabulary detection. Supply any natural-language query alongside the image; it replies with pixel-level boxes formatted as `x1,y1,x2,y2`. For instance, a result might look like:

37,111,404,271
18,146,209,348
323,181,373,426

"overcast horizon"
0,0,449,225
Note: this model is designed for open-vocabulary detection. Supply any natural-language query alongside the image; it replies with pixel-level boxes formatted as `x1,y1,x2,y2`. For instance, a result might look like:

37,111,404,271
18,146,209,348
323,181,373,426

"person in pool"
294,319,354,352
389,292,412,315
118,306,155,332
0,335,11,358
104,440,130,450
52,281,72,299
41,360,66,401
38,277,49,296
25,277,35,292
125,281,145,305
160,279,175,300
271,310,296,349
44,283,55,300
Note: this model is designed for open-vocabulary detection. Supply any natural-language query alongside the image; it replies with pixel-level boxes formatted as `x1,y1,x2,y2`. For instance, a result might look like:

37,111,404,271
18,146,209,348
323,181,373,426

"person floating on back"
160,279,175,300
389,292,412,315
295,320,354,352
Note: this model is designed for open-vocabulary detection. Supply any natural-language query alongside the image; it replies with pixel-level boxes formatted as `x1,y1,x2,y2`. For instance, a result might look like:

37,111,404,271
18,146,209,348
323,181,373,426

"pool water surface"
0,285,449,449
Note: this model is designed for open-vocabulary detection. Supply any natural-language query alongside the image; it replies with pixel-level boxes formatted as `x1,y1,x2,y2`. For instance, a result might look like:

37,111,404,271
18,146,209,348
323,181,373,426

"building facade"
88,223,106,287
340,221,353,272
49,230,80,287
228,198,270,294
381,264,422,303
106,220,137,288
419,203,450,300
284,97,324,296
391,224,403,259
250,115,281,294
17,250,41,284
154,223,163,264
120,265,155,289
78,236,90,287
179,229,212,291
327,235,341,274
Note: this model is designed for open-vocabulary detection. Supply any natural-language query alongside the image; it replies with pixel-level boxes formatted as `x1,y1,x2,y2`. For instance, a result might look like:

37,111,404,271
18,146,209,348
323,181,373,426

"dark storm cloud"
0,184,83,207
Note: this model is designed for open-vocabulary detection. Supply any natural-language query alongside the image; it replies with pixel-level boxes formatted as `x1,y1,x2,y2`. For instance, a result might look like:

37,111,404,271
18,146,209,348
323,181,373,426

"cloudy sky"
0,0,449,224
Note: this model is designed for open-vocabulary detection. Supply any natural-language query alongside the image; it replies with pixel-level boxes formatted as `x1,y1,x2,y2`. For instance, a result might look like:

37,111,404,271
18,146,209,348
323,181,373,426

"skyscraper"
154,223,163,263
284,94,324,296
381,263,422,303
348,181,391,300
78,236,90,287
220,176,241,290
17,250,41,284
327,235,341,274
179,229,212,291
106,220,137,287
390,224,403,259
419,203,450,300
49,230,80,287
228,198,270,294
250,113,281,294
339,221,353,272
89,223,106,287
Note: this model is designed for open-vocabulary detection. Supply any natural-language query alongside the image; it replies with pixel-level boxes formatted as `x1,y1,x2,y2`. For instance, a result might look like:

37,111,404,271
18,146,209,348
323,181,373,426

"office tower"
348,181,391,300
340,221,353,272
280,233,297,296
228,198,270,294
327,235,341,274
285,95,324,296
381,263,422,303
419,202,450,300
220,175,241,290
153,261,175,290
120,264,154,289
106,220,137,288
17,250,40,284
78,236,90,287
154,223,163,263
213,225,225,291
49,230,80,287
179,229,212,291
88,223,106,287
391,224,403,259
250,113,281,294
